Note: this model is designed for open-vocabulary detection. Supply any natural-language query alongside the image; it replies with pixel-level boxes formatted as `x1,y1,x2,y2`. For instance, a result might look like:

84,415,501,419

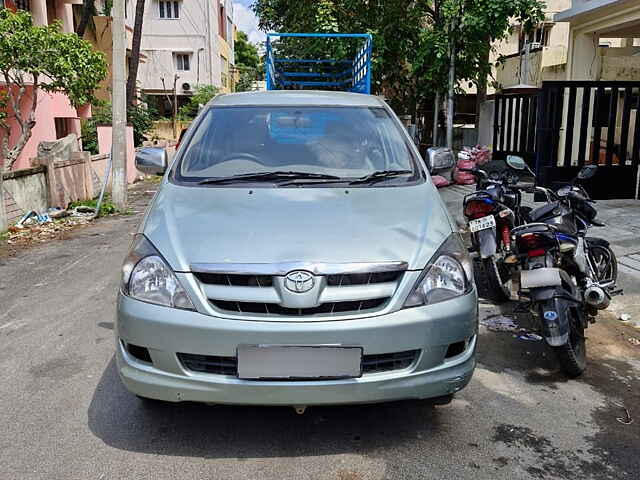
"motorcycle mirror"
577,164,598,180
506,155,527,170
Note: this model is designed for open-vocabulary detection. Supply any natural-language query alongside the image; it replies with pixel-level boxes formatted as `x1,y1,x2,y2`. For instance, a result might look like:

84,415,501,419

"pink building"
0,0,91,170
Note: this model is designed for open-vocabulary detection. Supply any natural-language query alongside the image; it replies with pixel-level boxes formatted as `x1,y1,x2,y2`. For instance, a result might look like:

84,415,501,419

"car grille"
193,267,405,317
194,271,401,287
177,349,420,376
210,298,388,315
194,273,274,287
361,349,419,373
177,353,237,376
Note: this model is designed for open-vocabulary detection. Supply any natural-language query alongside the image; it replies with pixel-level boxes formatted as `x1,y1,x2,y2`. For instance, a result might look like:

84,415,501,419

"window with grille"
218,4,226,38
16,0,31,10
159,0,179,19
176,53,190,71
518,24,551,52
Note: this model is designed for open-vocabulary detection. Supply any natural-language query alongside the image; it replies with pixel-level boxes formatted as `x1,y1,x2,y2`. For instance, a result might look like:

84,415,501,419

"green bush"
81,101,156,154
178,85,219,119
68,194,116,215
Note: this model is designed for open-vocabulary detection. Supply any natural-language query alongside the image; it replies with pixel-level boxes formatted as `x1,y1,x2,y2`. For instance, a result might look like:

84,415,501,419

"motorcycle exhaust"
584,285,610,310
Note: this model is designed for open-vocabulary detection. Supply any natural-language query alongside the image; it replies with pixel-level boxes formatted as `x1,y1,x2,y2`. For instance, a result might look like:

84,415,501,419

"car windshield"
175,106,420,185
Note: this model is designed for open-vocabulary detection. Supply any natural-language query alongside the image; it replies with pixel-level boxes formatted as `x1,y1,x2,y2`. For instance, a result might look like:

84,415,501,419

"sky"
233,0,266,45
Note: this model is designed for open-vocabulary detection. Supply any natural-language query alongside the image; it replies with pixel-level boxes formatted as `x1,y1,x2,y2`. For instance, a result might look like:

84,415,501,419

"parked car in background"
116,90,478,411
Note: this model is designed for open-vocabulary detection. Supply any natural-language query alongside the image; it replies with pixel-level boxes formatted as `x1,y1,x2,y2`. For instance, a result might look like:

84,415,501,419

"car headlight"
121,235,195,310
403,233,473,307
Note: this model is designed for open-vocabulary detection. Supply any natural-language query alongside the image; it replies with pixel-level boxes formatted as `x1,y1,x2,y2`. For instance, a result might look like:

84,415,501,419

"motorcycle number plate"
469,215,496,233
520,268,562,288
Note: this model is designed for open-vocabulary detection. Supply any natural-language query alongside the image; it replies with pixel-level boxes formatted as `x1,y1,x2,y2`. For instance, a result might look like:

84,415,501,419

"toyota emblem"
284,270,315,293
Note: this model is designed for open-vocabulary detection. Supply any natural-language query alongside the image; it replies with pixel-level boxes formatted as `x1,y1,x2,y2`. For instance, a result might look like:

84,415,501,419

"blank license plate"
237,345,362,380
469,214,496,232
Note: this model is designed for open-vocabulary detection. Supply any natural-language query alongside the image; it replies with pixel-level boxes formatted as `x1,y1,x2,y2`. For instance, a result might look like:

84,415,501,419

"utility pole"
521,42,531,86
172,73,179,139
112,0,127,210
446,17,456,150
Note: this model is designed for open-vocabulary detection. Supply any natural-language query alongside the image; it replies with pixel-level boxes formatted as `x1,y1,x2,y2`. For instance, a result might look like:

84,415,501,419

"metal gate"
535,81,640,200
493,91,540,169
493,82,640,199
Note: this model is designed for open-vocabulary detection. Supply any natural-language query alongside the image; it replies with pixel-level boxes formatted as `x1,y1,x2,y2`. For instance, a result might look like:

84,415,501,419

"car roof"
209,90,386,108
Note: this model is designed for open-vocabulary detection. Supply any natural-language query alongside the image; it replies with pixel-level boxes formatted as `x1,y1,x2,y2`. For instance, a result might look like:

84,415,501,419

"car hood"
141,181,455,272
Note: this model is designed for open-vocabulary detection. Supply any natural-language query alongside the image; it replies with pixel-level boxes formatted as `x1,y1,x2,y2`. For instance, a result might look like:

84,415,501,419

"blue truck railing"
265,33,373,94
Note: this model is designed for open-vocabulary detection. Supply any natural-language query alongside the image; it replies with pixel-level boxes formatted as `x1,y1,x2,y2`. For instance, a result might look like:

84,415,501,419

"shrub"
81,101,156,154
178,85,219,119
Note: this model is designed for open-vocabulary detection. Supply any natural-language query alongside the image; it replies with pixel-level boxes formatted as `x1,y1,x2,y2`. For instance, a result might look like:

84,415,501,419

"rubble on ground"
3,208,94,247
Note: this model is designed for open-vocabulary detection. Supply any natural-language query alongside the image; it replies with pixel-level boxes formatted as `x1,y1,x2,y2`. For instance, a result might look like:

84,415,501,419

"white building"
138,0,236,115
555,0,640,81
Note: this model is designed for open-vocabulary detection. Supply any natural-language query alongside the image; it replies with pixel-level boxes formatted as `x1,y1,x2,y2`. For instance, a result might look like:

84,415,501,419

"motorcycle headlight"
121,235,195,310
404,233,473,307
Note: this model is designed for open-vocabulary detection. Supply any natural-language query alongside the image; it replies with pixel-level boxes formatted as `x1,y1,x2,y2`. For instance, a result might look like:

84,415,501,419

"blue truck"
265,33,373,94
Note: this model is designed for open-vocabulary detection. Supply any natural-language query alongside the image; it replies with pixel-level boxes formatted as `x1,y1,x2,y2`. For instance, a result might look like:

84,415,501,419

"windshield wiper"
197,171,341,185
348,170,413,185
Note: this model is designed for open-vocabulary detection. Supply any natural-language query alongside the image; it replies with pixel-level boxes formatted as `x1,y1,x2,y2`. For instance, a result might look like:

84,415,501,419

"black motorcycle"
460,164,531,302
508,159,620,377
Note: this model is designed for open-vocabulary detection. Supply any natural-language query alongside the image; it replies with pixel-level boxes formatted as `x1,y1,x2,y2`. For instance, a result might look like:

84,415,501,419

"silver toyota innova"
116,90,478,408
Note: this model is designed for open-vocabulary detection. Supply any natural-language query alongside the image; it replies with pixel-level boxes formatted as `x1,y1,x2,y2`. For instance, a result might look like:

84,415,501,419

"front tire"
482,256,511,303
553,309,587,377
426,394,454,406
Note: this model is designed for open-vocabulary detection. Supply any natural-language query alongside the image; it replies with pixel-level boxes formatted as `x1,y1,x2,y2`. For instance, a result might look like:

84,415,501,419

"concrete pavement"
0,181,639,480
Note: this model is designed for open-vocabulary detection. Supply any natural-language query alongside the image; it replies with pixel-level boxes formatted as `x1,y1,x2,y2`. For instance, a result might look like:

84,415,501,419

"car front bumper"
115,289,478,406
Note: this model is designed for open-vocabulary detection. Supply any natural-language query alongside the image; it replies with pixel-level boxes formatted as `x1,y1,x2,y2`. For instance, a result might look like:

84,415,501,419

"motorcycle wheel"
482,256,511,303
590,244,618,286
553,308,587,377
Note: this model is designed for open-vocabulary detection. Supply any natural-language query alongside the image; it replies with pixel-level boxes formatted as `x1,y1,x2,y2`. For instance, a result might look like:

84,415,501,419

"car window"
175,106,420,183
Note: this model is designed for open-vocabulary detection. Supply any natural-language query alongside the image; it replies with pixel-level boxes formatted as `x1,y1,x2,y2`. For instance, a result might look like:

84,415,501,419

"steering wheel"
219,152,262,164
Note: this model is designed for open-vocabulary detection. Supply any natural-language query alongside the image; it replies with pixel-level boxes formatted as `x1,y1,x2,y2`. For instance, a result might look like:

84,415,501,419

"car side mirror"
135,147,168,175
427,147,454,174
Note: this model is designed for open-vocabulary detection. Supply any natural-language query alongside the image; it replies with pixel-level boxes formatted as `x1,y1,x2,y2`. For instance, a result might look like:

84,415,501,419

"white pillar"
568,30,600,81
30,0,48,26
55,0,75,33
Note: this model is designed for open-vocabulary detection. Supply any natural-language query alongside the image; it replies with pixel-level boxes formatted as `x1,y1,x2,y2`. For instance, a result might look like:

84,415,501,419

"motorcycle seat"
530,201,577,234
529,202,560,222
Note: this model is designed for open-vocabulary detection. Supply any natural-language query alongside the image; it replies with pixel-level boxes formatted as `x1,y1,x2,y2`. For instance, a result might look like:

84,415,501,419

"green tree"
235,31,260,69
126,0,146,107
411,0,545,144
252,0,427,113
413,0,545,102
178,85,219,119
234,30,263,92
0,9,107,171
252,0,544,119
